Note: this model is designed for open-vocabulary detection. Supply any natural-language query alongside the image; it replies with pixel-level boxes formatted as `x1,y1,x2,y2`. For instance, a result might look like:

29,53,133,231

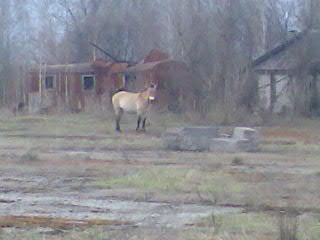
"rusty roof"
29,60,129,74
120,59,187,73
143,49,169,63
30,62,94,73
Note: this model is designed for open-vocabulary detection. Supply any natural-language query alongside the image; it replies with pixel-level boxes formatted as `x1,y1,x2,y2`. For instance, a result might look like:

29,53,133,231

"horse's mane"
115,88,127,93
114,85,153,96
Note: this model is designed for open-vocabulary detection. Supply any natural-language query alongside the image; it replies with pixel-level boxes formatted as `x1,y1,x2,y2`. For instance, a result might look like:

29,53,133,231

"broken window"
45,75,55,89
82,75,95,91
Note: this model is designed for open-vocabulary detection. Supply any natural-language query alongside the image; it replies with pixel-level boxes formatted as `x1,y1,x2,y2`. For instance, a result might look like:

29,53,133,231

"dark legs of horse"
116,116,121,132
142,118,147,131
115,109,123,132
136,116,147,132
136,116,141,131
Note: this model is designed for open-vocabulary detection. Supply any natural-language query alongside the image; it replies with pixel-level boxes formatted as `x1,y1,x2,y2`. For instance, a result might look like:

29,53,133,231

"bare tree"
0,0,313,119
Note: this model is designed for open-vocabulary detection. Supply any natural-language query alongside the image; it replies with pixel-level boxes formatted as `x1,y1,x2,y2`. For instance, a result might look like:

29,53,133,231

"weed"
97,167,188,190
278,212,299,240
232,157,244,165
210,213,223,235
20,151,40,162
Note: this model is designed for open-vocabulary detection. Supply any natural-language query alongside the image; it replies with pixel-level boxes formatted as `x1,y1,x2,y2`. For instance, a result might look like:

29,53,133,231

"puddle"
0,191,241,228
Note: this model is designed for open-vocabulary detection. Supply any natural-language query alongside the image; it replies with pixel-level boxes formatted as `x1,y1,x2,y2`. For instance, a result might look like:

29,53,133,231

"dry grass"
1,113,320,239
0,215,130,229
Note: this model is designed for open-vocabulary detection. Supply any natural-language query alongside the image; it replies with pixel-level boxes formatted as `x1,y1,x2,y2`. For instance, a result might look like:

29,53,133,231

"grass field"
0,111,320,239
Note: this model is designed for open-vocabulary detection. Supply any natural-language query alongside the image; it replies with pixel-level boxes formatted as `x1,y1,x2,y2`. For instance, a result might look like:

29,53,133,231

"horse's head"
146,83,157,103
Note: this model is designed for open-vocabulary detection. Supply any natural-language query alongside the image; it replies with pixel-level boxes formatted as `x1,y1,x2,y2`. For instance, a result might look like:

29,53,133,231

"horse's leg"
136,116,141,131
142,118,147,132
115,109,123,132
116,115,121,132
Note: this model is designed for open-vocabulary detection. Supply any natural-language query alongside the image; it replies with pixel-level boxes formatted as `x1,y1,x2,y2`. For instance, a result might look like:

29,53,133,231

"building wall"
27,59,190,113
28,70,115,112
274,74,292,113
258,72,293,114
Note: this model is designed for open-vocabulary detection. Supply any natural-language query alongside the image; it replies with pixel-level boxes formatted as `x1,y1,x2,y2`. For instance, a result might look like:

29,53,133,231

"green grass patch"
232,156,244,165
261,141,320,158
96,167,189,190
299,215,320,240
218,213,277,236
95,166,246,195
193,212,320,240
184,212,277,240
0,116,46,133
0,114,115,137
20,151,41,162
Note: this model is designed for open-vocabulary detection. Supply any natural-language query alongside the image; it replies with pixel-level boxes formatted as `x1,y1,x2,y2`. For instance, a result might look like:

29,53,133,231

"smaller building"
27,49,192,113
28,60,128,113
253,30,320,115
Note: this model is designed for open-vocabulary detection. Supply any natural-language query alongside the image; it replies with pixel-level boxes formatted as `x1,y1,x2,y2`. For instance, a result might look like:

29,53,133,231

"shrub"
232,157,244,165
278,212,299,240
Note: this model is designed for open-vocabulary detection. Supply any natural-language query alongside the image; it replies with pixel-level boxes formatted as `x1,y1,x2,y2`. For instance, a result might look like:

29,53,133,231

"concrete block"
161,128,183,151
210,138,257,153
162,126,258,152
232,127,257,141
182,127,219,138
161,127,217,151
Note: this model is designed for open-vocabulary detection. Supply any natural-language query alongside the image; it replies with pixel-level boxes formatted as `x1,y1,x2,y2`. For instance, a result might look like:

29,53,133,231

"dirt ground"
0,112,320,239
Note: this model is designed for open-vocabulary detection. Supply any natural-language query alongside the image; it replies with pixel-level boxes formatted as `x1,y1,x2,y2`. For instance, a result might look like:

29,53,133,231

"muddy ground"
0,113,320,239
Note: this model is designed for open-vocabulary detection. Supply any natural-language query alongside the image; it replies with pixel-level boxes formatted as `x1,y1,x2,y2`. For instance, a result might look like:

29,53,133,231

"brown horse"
112,84,157,132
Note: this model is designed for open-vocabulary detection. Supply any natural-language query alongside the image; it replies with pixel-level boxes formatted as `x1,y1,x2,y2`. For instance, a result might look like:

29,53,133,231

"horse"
112,83,157,132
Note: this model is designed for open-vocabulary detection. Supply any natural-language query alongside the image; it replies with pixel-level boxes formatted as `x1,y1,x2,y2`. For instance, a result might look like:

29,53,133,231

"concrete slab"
232,127,258,141
210,138,257,153
161,127,218,151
